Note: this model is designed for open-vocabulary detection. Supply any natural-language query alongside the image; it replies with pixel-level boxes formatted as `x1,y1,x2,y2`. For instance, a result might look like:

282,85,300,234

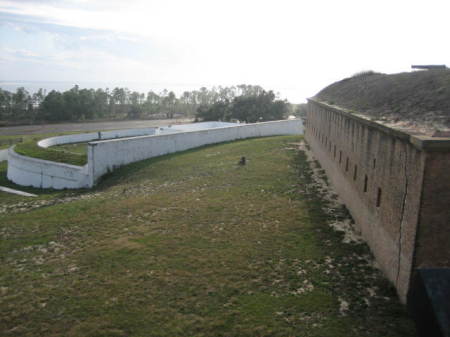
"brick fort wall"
305,98,450,303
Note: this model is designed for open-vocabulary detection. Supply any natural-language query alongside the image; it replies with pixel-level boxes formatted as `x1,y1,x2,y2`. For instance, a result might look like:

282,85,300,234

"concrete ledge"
37,128,157,148
308,99,450,151
0,186,37,197
410,135,450,151
38,133,99,148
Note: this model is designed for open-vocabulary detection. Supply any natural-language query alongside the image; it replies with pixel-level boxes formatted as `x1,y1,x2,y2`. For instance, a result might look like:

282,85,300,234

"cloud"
0,47,44,62
1,0,450,102
0,43,169,83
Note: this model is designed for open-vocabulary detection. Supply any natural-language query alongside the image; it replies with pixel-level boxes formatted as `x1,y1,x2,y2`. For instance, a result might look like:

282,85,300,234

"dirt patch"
297,141,363,244
0,192,101,215
110,237,145,250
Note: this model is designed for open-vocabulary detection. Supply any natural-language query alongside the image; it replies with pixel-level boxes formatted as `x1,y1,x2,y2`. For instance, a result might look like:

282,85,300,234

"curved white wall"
38,133,99,148
7,147,90,189
7,120,303,189
89,120,303,184
37,127,156,148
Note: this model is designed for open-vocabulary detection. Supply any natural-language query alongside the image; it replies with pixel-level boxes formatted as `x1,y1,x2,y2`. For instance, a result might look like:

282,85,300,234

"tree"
196,101,230,121
196,90,288,123
127,91,143,119
161,91,177,119
0,89,13,120
93,88,109,118
78,88,95,119
1,83,290,124
38,90,66,121
11,87,32,121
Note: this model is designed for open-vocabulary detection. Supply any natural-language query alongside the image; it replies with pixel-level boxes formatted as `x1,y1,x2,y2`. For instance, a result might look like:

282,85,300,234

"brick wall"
415,151,450,269
306,98,450,303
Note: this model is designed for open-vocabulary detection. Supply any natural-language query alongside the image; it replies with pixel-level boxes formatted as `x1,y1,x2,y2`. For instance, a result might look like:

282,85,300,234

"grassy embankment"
0,133,88,166
0,136,416,337
315,69,450,128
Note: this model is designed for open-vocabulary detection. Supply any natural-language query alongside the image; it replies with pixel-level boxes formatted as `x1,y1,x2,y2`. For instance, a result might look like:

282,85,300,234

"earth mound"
315,69,450,136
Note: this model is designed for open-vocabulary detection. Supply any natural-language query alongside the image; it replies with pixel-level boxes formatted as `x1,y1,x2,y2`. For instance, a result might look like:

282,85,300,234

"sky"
0,0,449,103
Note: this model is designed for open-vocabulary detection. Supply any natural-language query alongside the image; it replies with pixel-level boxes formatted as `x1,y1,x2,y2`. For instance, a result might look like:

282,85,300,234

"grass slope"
0,136,416,337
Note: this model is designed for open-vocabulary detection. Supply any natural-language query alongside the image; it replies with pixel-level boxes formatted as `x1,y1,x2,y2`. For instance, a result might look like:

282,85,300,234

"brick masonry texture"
306,99,450,303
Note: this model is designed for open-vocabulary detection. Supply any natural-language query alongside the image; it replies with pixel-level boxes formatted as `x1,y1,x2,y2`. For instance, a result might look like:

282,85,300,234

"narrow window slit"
376,188,382,207
364,175,368,192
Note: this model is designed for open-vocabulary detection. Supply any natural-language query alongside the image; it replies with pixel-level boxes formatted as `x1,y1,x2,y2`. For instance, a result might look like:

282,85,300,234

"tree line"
0,84,296,125
196,90,289,123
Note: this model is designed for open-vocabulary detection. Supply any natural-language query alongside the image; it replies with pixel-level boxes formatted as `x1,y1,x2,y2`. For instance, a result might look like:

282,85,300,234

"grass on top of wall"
14,140,87,166
0,133,65,150
54,142,89,155
0,136,416,337
7,130,90,166
0,136,24,150
0,132,89,165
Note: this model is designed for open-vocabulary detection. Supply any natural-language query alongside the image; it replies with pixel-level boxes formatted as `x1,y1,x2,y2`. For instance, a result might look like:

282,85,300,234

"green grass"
0,137,23,150
0,136,416,337
1,132,89,165
14,141,87,166
55,142,88,155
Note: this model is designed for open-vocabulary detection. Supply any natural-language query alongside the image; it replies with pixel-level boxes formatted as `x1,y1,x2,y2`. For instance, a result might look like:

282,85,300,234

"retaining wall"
89,120,302,184
7,147,90,189
163,122,237,132
37,127,156,148
7,120,303,189
7,127,157,189
306,99,450,303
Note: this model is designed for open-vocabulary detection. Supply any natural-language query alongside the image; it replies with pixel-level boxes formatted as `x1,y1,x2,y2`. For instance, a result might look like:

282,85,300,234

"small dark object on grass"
238,156,246,166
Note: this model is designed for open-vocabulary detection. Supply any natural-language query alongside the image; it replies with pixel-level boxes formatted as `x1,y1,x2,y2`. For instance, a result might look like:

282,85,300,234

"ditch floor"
0,136,417,337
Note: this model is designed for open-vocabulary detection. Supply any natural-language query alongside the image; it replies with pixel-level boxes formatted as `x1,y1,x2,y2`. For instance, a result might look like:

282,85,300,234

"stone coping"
88,120,293,146
307,98,450,152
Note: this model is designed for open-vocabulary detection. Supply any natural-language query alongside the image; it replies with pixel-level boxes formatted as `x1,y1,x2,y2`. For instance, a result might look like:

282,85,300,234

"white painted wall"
37,128,156,148
38,133,99,148
7,120,303,189
89,120,302,184
156,122,236,135
99,128,156,140
167,121,237,132
7,147,90,189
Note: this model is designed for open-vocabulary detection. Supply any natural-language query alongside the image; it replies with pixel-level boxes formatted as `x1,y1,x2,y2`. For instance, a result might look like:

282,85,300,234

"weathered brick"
306,99,450,303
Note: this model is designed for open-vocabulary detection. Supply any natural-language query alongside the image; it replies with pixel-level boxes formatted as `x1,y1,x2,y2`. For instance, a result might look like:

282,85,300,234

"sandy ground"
0,118,193,136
